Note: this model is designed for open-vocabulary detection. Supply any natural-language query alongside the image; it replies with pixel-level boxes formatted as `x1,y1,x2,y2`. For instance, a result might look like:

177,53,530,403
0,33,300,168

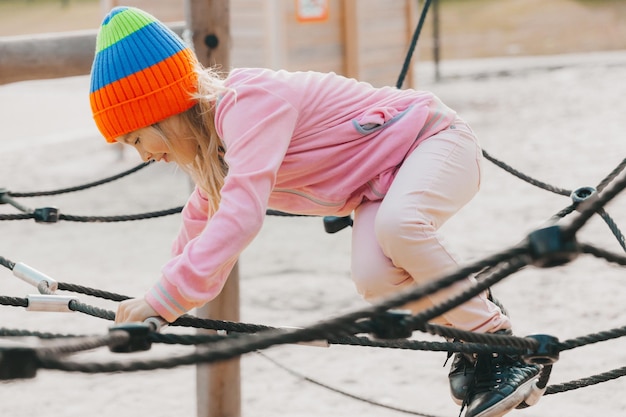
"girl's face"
116,114,197,165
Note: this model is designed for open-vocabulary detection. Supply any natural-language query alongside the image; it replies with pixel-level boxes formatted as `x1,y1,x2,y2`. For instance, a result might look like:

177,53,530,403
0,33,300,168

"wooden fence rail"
0,23,184,85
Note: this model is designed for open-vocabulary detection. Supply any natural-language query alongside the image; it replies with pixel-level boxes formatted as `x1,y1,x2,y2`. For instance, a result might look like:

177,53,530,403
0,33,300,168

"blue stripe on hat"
102,6,127,25
90,21,187,92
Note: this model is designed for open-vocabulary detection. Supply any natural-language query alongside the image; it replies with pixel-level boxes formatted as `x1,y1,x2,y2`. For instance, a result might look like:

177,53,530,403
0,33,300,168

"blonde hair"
157,65,231,213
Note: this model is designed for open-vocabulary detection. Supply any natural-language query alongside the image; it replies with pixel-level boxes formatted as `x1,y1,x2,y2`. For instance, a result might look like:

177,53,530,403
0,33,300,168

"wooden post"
184,3,240,417
432,0,441,82
342,0,359,80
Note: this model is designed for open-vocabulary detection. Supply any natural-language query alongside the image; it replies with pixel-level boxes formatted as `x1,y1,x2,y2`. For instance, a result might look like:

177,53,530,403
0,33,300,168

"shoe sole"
471,378,538,417
516,383,547,408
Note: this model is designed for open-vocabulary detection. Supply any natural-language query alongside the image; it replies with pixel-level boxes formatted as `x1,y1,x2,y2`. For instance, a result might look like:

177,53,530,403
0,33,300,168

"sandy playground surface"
0,51,625,417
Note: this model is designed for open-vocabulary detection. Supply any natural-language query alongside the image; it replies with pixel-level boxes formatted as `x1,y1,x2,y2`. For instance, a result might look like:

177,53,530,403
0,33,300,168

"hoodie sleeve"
171,186,212,257
145,82,298,322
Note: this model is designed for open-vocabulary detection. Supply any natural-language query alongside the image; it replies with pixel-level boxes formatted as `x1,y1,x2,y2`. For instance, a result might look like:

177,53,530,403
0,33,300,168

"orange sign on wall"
295,0,329,23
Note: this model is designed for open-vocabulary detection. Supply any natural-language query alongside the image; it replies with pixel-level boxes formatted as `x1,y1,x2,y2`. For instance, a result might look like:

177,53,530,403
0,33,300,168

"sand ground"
0,52,625,417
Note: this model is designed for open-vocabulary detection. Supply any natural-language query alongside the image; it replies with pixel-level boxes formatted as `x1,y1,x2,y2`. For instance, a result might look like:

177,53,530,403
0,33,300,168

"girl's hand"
115,298,160,324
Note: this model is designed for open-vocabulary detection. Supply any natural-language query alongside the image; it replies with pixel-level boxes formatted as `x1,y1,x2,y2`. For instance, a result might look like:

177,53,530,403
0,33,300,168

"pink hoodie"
146,68,457,322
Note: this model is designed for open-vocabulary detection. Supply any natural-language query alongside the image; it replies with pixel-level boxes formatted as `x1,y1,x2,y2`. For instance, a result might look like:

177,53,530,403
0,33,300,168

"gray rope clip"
570,186,598,212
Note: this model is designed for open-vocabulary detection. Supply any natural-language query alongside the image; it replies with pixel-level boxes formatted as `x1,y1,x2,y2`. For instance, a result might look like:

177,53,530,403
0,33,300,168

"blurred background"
2,0,625,60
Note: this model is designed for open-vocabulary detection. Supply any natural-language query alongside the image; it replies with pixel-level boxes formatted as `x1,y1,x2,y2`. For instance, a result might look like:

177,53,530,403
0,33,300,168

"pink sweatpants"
351,119,511,333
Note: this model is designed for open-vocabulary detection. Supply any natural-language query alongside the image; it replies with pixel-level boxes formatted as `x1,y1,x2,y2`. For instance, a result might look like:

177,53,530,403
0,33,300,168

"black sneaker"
448,351,475,405
463,352,541,417
448,290,509,406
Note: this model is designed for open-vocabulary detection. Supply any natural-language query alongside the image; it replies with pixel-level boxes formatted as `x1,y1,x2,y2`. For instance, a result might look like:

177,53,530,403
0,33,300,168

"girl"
90,7,541,417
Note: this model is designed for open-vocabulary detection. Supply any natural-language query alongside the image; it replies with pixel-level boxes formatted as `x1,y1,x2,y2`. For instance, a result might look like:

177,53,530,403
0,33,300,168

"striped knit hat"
90,7,198,143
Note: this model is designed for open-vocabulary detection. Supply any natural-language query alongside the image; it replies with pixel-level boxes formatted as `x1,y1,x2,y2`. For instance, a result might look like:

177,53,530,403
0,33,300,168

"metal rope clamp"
13,262,59,292
33,206,59,223
323,215,353,234
570,186,598,212
522,334,560,365
26,294,78,313
108,322,156,353
0,340,38,380
528,225,579,268
368,310,413,339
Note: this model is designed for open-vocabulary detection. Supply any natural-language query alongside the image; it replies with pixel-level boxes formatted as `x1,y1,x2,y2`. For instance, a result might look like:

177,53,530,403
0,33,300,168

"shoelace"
457,353,504,417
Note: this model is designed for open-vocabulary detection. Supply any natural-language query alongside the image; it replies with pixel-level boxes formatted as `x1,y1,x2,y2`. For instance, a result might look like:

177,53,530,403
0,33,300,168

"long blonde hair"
161,66,231,213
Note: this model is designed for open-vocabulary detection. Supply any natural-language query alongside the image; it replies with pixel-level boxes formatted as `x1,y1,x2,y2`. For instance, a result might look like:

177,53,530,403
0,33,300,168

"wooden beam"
184,2,240,417
0,24,185,85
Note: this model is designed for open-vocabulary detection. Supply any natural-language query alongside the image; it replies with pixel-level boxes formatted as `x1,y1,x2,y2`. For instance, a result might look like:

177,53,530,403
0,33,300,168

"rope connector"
33,206,59,223
0,342,38,380
26,294,78,312
13,262,59,292
323,215,353,234
570,186,598,212
108,323,154,353
522,334,560,365
368,310,413,339
144,316,168,332
528,225,578,268
0,188,8,204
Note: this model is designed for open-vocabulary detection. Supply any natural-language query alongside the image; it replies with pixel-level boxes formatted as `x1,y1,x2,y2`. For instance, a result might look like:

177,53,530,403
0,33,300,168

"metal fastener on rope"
26,294,79,312
0,340,38,380
108,323,154,353
570,186,598,212
323,215,353,234
522,334,560,365
12,262,59,292
144,316,168,332
0,188,8,204
368,309,414,340
33,206,59,223
528,225,578,268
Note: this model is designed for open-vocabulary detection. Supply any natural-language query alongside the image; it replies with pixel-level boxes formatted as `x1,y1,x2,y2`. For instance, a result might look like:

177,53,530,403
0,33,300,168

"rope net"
1,1,625,415
1,151,625,417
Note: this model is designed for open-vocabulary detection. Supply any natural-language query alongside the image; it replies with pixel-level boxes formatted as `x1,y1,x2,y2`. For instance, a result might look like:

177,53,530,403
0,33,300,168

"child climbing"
89,7,542,417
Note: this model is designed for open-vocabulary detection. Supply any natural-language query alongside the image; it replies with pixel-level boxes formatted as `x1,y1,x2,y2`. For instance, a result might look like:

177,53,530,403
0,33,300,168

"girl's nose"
140,150,153,162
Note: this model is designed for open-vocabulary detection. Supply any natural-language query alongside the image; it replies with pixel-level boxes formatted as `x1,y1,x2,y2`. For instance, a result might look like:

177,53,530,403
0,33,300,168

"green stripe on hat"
96,7,156,52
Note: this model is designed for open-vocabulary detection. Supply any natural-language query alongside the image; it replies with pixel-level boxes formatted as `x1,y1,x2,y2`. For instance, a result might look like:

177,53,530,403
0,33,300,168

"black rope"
0,295,28,308
0,213,35,221
558,325,626,351
596,157,626,192
257,351,445,417
57,282,131,302
0,255,15,270
57,207,183,223
0,328,92,340
7,162,151,198
579,242,626,266
598,209,626,252
546,367,626,395
482,150,571,196
396,0,432,89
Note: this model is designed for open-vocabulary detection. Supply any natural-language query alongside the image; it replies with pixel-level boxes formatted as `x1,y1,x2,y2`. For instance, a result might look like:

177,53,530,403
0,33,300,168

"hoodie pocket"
352,105,413,135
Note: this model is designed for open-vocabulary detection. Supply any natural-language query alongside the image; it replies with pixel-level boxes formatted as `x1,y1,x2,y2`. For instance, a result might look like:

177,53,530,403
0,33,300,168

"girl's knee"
374,206,434,250
351,264,413,303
